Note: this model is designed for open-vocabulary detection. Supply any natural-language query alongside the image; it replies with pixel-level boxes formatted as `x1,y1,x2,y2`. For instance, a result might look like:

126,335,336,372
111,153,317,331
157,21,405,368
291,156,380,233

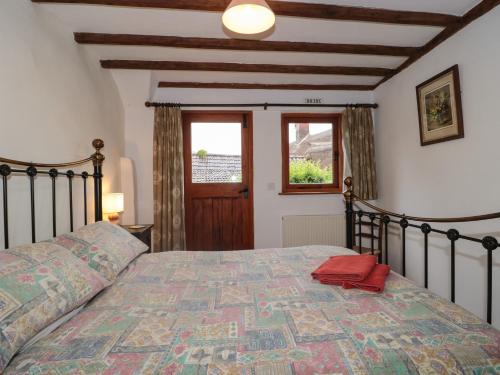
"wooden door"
183,111,254,251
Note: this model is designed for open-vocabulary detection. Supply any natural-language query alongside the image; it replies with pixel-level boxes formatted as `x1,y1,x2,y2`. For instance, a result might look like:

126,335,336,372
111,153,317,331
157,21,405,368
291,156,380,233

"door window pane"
288,123,333,184
191,122,242,183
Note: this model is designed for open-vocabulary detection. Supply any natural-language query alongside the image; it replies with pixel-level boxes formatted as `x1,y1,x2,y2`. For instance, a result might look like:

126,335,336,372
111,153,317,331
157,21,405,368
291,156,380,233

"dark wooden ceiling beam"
268,1,458,26
100,60,393,76
158,82,376,91
32,0,459,26
376,0,500,87
75,33,417,57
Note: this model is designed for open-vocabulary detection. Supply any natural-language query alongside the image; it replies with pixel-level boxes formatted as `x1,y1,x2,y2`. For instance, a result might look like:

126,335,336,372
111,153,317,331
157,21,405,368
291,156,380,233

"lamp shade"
103,193,124,214
222,0,275,35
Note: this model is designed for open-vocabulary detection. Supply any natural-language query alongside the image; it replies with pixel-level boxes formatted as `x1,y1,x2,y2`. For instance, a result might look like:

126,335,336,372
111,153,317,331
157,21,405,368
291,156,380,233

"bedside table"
121,225,154,253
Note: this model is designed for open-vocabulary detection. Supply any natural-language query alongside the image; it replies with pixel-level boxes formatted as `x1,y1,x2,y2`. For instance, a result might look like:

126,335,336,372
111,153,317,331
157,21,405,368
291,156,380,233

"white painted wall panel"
0,0,124,246
120,157,136,225
118,80,373,248
374,7,500,328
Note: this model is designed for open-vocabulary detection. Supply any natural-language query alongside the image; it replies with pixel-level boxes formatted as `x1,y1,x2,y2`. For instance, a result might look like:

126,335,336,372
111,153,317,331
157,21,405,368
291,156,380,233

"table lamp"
103,193,124,224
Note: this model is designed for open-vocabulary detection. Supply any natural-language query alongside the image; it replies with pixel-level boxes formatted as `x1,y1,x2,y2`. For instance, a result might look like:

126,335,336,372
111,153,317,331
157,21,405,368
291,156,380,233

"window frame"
281,113,343,195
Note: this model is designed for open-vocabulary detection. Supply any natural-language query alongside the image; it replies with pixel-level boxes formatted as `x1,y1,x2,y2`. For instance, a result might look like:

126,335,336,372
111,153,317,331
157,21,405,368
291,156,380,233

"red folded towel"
311,254,377,284
342,264,390,293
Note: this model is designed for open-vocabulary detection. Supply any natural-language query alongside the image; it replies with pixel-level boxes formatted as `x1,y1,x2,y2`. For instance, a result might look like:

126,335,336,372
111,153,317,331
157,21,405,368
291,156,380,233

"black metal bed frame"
0,139,105,249
343,177,499,325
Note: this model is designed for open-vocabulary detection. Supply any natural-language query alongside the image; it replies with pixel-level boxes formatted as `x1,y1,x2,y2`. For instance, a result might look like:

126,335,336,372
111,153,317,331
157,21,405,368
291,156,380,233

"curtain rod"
144,102,378,109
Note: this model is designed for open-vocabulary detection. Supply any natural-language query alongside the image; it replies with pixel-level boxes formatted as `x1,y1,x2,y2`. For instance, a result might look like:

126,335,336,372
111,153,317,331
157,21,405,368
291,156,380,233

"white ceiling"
274,0,479,15
91,46,406,69
33,1,483,92
39,5,444,45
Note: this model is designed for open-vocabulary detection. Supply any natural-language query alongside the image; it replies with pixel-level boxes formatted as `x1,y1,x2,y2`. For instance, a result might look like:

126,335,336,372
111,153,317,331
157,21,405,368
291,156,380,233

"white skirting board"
282,214,346,247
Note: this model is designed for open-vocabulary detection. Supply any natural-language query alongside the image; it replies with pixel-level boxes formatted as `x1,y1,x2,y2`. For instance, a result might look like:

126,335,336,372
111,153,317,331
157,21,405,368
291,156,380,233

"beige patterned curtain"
342,107,378,200
153,106,186,251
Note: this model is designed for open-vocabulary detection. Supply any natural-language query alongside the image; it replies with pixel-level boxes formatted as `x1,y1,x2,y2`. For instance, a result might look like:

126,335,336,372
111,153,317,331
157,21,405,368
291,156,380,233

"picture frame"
416,65,464,146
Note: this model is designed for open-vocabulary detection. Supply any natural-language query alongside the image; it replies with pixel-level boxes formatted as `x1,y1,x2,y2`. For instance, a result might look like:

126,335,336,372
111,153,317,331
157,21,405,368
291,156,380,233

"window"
191,122,242,184
281,113,342,194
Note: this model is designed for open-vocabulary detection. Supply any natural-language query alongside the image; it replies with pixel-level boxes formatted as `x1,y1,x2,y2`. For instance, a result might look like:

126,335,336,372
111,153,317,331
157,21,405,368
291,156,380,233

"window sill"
279,191,343,196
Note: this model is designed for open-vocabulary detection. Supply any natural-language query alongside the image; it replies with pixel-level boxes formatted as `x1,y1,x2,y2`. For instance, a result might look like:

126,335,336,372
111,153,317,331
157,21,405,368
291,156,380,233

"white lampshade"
222,0,276,35
103,193,124,214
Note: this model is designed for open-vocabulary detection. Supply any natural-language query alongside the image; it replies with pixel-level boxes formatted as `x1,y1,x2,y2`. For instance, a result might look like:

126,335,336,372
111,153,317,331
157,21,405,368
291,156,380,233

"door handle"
239,187,249,199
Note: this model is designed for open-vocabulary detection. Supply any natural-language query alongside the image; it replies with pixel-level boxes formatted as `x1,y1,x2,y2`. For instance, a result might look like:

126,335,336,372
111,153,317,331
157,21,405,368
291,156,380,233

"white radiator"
282,215,346,247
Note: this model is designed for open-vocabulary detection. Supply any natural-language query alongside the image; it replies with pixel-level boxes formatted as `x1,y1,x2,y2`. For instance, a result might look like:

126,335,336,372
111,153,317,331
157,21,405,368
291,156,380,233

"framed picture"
416,65,464,146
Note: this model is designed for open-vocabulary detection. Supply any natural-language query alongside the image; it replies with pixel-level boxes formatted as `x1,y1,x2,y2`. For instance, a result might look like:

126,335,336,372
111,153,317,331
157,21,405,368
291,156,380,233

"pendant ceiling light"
222,0,276,36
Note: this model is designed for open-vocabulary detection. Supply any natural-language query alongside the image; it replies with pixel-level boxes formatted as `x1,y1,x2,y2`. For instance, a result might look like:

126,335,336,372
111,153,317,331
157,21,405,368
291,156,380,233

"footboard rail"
343,177,499,324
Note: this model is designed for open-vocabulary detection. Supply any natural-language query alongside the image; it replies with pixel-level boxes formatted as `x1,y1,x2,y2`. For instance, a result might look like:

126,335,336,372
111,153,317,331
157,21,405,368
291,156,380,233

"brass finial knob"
343,176,353,203
92,139,104,152
91,139,105,167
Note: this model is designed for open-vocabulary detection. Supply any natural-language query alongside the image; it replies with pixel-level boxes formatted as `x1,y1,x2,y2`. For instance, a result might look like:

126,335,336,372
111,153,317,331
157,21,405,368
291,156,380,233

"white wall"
118,71,372,248
114,71,155,227
374,7,500,327
0,0,124,246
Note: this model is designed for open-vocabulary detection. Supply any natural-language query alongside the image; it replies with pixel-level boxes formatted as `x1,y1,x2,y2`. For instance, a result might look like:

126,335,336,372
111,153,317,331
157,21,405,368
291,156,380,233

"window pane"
191,122,242,183
288,123,333,184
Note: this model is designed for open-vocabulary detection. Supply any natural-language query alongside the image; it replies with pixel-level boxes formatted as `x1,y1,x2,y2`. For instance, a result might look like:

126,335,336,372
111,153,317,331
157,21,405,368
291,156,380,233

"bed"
0,142,499,374
4,245,500,374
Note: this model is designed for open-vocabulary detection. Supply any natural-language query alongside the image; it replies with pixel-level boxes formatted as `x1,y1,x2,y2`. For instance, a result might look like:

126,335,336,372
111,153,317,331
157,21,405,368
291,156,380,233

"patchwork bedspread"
6,246,500,374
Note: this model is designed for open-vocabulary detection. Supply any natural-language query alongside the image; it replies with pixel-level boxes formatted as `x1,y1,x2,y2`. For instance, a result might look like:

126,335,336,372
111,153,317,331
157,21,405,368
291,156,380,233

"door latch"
239,187,249,199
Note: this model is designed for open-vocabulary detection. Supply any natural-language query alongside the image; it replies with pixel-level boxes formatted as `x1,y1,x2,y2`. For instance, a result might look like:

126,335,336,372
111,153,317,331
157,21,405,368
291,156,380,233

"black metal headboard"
343,177,499,325
0,139,104,249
